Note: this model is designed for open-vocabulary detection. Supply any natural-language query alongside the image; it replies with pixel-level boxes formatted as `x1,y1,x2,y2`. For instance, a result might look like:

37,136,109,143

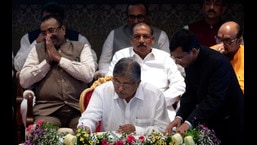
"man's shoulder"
151,25,166,33
201,46,230,63
113,24,127,31
239,44,244,50
139,81,164,97
27,29,41,37
66,28,79,34
69,40,84,45
187,19,206,28
151,25,168,40
66,29,80,41
152,48,170,55
151,25,162,30
27,29,41,43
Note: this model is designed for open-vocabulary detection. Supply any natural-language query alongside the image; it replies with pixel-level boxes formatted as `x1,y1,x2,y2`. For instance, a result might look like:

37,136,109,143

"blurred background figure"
183,0,227,47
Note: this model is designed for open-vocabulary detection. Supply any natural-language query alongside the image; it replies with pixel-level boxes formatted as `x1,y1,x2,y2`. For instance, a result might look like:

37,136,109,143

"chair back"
79,76,113,132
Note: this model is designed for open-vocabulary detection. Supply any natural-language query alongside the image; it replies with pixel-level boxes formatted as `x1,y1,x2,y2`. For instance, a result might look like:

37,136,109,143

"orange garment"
230,45,244,93
210,45,244,93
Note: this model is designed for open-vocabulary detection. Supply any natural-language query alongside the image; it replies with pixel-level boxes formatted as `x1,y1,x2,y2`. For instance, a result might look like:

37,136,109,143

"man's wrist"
184,120,192,129
175,116,183,123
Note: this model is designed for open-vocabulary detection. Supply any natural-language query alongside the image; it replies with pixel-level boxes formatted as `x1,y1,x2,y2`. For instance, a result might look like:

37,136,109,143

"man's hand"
116,124,136,134
210,43,225,53
77,125,91,134
45,35,61,64
165,117,182,135
94,71,104,80
36,33,45,43
175,122,190,135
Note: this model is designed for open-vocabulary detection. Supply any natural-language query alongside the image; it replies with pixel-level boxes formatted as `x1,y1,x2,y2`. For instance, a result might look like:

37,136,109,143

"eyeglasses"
112,79,135,89
171,50,194,62
128,15,145,21
215,36,237,45
171,55,184,62
132,34,152,40
41,25,62,36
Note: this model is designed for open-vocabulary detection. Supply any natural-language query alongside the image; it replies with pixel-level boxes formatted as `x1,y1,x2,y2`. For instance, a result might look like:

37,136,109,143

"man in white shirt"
107,22,186,120
78,57,170,135
96,1,170,78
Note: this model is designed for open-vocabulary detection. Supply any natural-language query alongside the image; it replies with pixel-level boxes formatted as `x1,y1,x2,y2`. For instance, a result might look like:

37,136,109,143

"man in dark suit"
166,29,244,145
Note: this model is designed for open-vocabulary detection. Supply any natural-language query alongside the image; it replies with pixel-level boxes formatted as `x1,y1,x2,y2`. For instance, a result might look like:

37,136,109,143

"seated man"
107,22,186,120
14,1,97,72
77,57,170,135
19,15,96,132
18,1,97,129
210,21,244,93
97,1,170,78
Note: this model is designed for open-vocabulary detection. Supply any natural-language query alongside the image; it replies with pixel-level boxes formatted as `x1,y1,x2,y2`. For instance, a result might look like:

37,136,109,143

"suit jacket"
177,46,244,145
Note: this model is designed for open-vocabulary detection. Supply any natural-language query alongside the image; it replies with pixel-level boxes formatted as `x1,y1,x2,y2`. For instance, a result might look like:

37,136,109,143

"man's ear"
191,48,199,55
238,36,243,45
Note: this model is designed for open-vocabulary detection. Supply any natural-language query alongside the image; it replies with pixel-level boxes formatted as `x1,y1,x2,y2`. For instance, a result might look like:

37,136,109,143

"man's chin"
207,13,217,18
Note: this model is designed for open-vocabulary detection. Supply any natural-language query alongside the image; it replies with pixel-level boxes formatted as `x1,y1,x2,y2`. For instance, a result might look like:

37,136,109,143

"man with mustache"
19,15,96,132
106,22,186,121
95,1,170,79
183,0,227,47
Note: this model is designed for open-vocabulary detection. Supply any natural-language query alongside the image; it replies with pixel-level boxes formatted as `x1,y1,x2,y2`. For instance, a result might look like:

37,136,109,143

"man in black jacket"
166,29,244,145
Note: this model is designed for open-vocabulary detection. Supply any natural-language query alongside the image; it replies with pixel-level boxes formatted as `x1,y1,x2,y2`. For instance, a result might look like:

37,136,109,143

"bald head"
215,21,243,60
218,21,241,39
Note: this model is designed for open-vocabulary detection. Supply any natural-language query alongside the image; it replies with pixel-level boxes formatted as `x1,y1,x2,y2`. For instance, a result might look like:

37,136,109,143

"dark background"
12,0,244,59
12,0,243,4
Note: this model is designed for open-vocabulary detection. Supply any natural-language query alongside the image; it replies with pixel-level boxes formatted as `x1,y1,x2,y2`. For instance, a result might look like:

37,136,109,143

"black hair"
41,1,65,20
169,29,200,53
41,14,64,27
125,1,149,16
113,57,141,83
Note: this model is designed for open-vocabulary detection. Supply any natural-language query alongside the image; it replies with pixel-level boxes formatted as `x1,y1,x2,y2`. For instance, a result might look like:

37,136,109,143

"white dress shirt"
98,29,170,76
78,81,170,135
106,47,186,120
